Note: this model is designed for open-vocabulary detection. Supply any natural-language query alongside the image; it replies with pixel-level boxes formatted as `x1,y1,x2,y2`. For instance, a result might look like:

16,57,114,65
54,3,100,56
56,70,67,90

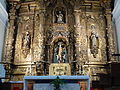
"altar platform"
24,75,90,90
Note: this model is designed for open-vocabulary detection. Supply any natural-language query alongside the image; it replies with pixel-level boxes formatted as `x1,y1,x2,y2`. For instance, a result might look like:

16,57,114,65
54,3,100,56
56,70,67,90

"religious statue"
56,11,64,23
53,41,67,63
90,31,99,58
57,42,63,63
22,31,31,49
62,47,67,63
22,31,31,58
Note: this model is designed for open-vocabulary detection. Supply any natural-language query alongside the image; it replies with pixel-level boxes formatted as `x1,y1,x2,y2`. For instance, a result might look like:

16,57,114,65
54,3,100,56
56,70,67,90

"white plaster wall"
0,0,8,78
112,0,120,60
0,0,6,9
114,0,118,6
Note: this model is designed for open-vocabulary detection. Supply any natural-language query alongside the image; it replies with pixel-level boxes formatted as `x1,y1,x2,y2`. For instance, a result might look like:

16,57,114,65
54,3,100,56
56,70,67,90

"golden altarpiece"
3,0,116,85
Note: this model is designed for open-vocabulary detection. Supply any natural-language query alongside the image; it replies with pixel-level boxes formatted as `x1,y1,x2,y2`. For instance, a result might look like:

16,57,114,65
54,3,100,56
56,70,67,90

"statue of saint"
90,31,99,58
53,41,67,63
57,42,63,63
22,31,31,49
56,11,64,23
91,32,97,47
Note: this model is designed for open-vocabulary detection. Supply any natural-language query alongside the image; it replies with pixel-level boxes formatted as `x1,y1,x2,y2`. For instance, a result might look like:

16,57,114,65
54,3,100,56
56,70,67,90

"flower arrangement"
50,76,64,90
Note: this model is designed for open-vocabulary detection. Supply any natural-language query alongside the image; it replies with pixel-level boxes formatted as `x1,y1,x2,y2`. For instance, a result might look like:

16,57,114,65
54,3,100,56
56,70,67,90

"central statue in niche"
53,41,68,63
55,8,66,23
56,11,64,23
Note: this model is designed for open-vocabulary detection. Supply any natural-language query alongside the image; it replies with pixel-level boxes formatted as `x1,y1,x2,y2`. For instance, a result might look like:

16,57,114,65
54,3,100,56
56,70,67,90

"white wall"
0,0,8,78
112,0,120,60
0,0,6,9
114,0,118,6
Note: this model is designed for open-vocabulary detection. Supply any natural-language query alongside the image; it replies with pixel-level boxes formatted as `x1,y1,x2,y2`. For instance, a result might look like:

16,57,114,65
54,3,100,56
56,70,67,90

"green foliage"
50,76,64,89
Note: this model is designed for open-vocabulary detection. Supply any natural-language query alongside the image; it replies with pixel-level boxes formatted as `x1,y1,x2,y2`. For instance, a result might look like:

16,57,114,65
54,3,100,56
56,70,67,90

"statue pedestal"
49,63,71,75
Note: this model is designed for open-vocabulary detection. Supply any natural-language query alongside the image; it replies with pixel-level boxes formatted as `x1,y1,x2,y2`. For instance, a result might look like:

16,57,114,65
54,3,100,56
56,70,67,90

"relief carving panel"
49,63,71,75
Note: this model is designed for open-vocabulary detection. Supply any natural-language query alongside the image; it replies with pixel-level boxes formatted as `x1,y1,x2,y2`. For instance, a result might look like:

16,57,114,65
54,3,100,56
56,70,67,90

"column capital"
74,10,82,14
101,0,112,10
105,9,112,16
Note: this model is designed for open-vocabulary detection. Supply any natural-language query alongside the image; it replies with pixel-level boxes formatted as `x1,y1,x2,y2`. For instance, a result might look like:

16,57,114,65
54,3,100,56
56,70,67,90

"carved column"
3,2,18,62
33,7,46,75
104,5,116,62
74,10,83,75
74,10,81,62
33,10,45,62
38,10,45,61
74,10,88,62
3,2,19,78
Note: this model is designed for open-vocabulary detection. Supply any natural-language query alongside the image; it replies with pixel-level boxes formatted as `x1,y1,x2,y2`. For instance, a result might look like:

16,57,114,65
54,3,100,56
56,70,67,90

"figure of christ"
57,42,63,63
